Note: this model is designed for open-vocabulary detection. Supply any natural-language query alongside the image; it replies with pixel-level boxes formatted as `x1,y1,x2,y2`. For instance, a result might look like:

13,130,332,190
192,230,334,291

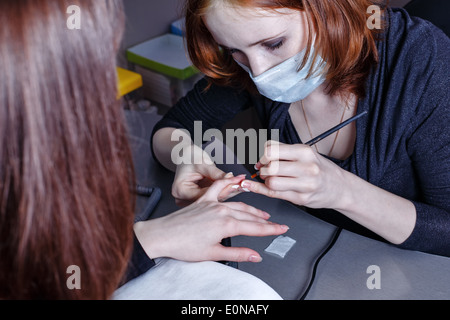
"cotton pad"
264,236,296,259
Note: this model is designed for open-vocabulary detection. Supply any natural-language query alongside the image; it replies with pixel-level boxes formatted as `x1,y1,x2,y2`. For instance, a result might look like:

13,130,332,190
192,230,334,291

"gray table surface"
126,109,450,300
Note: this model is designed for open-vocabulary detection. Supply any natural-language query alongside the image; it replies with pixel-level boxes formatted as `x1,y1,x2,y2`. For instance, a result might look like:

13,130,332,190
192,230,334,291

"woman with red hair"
153,0,450,256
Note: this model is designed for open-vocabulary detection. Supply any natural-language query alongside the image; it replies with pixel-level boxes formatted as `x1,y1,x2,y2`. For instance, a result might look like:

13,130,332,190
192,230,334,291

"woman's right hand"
134,176,289,263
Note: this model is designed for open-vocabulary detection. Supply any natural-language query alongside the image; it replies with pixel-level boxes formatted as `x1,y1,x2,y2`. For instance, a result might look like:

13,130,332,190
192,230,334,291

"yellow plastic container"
117,67,143,97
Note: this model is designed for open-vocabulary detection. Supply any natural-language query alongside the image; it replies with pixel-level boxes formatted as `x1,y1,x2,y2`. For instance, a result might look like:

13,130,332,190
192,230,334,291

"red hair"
185,0,387,98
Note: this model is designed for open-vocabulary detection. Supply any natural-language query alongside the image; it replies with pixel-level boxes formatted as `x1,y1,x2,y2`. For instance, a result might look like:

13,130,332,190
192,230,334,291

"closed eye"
263,38,285,51
220,37,285,55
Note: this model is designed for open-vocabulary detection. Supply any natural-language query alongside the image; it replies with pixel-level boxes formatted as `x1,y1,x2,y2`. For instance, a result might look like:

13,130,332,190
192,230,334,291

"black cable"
135,184,156,197
298,226,342,300
133,185,162,223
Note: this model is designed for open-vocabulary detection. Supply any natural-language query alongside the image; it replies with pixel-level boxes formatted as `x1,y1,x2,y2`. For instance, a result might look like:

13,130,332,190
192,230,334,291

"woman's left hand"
240,141,348,210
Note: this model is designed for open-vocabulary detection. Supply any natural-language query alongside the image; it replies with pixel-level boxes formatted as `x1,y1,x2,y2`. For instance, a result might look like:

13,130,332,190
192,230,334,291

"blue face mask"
235,46,326,103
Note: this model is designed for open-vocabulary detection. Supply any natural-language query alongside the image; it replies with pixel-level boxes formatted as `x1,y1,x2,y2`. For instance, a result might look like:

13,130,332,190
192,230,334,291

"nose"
236,52,271,77
248,55,269,77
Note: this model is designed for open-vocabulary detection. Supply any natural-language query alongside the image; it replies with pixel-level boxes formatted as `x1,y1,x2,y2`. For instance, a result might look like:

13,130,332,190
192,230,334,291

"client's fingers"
201,175,246,201
225,220,289,239
211,246,263,263
223,201,271,220
217,183,243,202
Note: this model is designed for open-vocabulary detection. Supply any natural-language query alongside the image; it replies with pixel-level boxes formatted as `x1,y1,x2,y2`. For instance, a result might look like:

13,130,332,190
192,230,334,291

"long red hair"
185,0,387,98
0,0,134,299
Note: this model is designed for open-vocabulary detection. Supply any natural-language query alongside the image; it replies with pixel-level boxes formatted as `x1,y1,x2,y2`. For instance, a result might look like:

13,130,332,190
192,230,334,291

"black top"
152,8,450,257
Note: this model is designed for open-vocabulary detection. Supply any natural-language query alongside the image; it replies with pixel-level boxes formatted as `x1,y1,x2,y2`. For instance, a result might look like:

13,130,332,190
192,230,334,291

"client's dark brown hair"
0,0,135,299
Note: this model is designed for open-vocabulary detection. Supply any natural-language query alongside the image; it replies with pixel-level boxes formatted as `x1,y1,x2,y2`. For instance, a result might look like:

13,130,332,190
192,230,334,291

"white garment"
113,258,282,300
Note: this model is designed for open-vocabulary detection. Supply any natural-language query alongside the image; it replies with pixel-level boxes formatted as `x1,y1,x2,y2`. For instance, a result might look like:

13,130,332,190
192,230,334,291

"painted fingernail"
249,255,262,263
240,181,250,189
231,185,240,189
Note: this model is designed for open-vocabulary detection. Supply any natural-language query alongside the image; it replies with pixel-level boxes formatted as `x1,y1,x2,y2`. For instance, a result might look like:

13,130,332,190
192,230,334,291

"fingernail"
225,172,234,178
240,181,250,189
281,225,290,231
231,185,240,189
249,255,262,263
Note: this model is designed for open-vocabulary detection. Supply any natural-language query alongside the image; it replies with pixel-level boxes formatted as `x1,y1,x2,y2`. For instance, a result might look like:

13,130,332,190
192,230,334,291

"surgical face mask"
235,47,326,103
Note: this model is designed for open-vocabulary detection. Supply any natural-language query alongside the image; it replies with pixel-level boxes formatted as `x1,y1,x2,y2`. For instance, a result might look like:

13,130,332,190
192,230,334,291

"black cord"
298,226,342,300
135,184,156,197
133,185,162,223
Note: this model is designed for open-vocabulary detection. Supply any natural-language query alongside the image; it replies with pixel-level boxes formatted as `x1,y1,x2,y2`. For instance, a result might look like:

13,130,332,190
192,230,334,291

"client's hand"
134,176,289,263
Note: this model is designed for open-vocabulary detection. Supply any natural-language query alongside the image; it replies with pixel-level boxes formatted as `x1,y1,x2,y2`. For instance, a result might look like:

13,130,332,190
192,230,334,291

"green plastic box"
127,34,203,106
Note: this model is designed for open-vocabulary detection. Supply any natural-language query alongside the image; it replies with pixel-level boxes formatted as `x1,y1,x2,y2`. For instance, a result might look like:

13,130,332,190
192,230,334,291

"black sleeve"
121,234,156,285
121,188,162,285
151,77,252,146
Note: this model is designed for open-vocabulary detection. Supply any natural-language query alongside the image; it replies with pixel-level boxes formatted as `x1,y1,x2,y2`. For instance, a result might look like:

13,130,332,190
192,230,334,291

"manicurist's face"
204,3,309,77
